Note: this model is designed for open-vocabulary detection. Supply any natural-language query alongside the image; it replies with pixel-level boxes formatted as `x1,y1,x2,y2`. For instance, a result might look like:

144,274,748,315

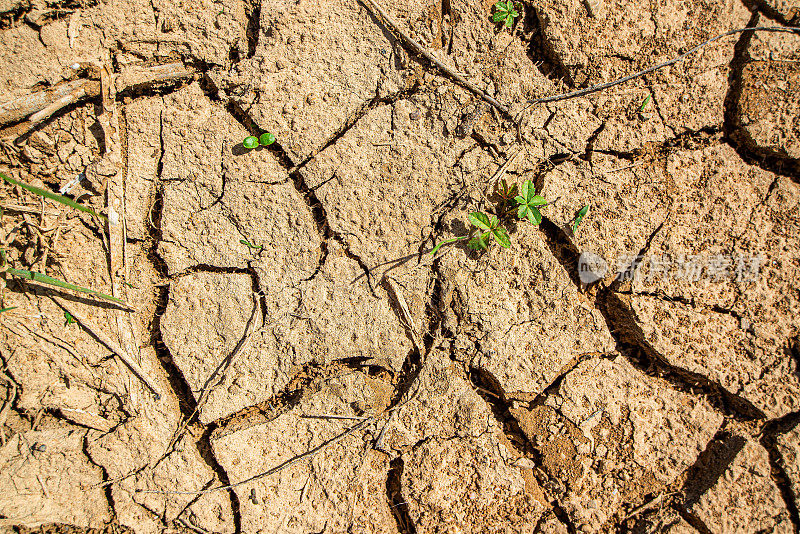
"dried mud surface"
0,0,799,532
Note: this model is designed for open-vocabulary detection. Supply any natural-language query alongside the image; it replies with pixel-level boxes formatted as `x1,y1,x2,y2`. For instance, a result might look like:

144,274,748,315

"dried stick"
358,0,514,121
516,26,800,121
0,62,195,129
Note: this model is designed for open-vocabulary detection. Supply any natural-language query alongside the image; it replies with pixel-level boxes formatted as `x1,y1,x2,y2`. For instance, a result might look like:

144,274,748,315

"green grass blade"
0,306,18,313
6,267,124,304
430,235,469,256
1,172,106,220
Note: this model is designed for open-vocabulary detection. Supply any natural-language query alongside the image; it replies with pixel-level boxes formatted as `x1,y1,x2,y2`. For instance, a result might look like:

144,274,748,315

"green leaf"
468,233,489,250
1,172,106,220
516,180,547,225
259,132,276,146
488,214,500,230
638,94,651,113
492,11,507,22
468,212,491,231
492,227,511,248
0,306,17,314
429,235,469,256
243,136,259,149
64,311,76,325
505,16,513,27
572,204,589,234
526,207,542,225
6,267,124,305
520,180,536,203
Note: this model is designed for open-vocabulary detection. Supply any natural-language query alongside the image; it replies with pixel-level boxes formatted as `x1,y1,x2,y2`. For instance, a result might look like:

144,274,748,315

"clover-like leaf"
492,10,507,22
515,180,547,225
468,211,492,231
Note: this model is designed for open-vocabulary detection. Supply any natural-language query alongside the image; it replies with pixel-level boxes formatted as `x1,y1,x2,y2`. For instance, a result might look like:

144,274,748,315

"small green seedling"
64,311,76,325
638,94,651,113
515,180,547,225
0,306,17,314
240,238,264,250
571,205,589,234
430,179,548,255
493,1,520,28
468,212,510,250
243,133,276,149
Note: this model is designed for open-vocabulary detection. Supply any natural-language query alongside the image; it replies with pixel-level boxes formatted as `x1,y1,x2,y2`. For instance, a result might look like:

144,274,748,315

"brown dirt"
1,0,799,532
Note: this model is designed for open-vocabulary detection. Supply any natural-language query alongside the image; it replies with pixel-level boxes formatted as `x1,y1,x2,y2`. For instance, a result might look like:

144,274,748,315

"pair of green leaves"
492,1,519,28
243,132,276,149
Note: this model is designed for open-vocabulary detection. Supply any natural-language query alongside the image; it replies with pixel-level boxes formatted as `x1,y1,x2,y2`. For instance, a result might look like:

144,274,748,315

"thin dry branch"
165,294,260,453
516,26,800,121
138,417,375,496
358,0,514,121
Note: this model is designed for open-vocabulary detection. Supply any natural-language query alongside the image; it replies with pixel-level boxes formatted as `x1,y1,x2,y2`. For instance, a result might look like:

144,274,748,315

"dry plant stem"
0,79,97,126
358,0,514,121
166,294,259,452
516,26,800,121
0,371,18,438
138,417,375,495
384,276,423,358
50,295,163,398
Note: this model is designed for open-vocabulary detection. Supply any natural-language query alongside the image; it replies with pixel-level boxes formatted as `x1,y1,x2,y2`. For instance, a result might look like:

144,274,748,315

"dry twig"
50,295,162,398
516,26,800,121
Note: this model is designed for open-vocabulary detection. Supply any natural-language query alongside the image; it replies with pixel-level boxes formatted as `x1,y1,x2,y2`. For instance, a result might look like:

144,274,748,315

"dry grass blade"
1,172,106,220
358,0,514,121
50,296,162,398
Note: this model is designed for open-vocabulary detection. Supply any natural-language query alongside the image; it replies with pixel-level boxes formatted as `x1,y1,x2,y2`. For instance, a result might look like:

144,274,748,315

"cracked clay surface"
1,0,799,532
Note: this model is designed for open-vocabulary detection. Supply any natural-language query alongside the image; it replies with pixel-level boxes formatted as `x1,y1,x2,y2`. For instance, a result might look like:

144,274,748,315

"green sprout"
514,180,547,225
243,133,276,150
0,307,17,314
430,179,548,255
493,1,520,28
638,94,651,113
64,311,76,325
467,212,510,251
240,238,264,250
571,205,589,234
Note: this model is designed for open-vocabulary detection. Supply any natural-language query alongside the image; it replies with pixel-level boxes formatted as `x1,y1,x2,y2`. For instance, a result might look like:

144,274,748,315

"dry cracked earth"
0,0,799,532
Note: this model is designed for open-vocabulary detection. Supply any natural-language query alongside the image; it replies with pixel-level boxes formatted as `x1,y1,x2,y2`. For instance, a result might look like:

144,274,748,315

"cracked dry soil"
1,0,799,532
